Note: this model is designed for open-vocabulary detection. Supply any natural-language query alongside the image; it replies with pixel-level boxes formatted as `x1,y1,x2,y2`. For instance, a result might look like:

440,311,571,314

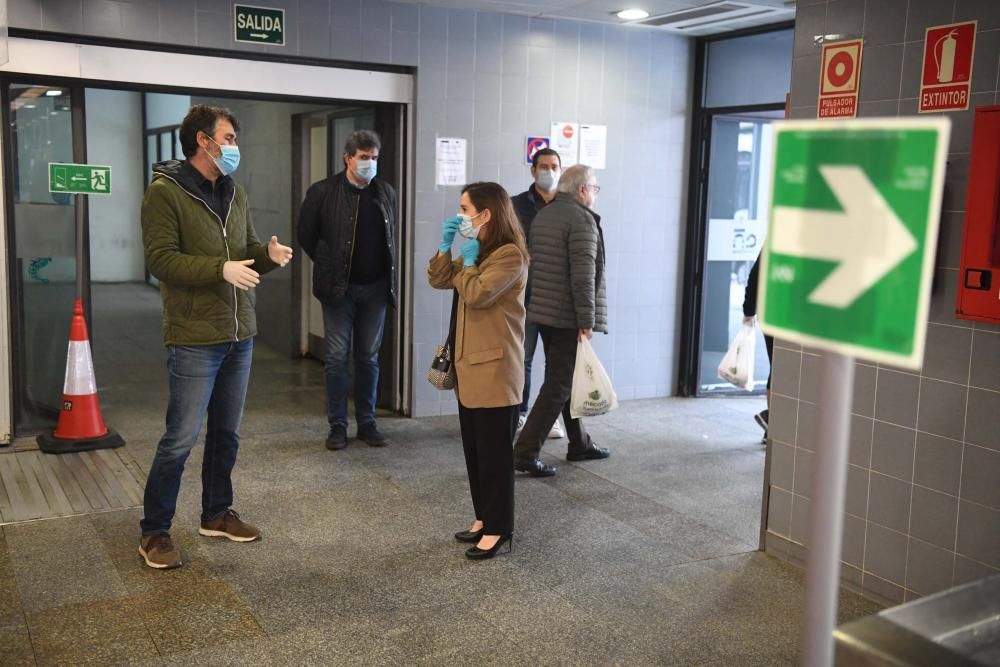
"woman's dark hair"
461,182,528,263
179,104,240,158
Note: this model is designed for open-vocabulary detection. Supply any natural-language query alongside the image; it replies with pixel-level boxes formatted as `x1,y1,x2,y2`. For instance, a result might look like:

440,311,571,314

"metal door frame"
677,21,793,398
0,103,9,443
1,75,91,438
0,36,415,439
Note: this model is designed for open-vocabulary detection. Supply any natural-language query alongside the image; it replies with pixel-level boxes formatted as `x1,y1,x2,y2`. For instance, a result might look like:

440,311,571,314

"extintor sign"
919,21,977,113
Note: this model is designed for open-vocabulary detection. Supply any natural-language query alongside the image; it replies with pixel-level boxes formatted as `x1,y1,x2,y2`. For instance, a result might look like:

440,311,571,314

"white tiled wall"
8,0,694,417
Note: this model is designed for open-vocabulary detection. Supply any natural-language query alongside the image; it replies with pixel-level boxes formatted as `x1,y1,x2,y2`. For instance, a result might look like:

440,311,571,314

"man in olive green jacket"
138,105,293,570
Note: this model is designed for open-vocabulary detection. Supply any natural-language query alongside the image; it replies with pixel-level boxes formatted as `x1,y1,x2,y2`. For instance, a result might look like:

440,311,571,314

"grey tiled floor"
0,284,881,665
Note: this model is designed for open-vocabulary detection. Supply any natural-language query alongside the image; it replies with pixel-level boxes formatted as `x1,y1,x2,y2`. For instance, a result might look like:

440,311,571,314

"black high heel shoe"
465,533,513,560
454,528,483,543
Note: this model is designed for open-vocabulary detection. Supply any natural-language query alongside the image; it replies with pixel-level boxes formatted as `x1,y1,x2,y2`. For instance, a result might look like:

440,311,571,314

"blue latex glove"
439,215,461,253
461,239,480,267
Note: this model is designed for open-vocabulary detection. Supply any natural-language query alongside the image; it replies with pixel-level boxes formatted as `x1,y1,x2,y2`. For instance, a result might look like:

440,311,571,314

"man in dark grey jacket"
513,164,611,477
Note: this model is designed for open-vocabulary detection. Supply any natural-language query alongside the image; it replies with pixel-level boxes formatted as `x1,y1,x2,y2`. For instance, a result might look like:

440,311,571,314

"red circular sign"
827,51,854,87
562,124,574,139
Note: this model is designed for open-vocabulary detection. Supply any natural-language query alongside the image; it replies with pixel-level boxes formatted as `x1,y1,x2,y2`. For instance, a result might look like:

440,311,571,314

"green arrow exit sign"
759,118,950,369
235,4,285,46
48,163,112,195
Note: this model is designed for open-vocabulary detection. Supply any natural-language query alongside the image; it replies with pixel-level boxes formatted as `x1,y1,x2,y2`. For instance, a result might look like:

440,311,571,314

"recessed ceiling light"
45,89,63,97
616,8,649,20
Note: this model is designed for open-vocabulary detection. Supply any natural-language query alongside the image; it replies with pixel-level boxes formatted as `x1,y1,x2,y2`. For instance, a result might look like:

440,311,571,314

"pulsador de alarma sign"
234,4,285,46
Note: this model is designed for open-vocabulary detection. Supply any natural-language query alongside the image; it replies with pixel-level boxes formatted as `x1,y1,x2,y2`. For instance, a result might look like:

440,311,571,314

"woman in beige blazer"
428,182,528,560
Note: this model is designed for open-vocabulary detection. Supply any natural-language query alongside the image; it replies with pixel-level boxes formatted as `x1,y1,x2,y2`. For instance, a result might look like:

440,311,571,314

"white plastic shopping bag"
570,337,619,418
718,322,756,391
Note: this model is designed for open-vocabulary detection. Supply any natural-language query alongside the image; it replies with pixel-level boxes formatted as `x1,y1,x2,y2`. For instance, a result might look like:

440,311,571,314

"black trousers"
764,333,775,390
513,326,593,462
458,402,518,536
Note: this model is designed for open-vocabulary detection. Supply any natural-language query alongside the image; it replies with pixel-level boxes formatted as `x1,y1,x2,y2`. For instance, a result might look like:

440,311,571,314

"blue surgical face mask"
207,136,240,176
354,158,377,182
458,212,483,239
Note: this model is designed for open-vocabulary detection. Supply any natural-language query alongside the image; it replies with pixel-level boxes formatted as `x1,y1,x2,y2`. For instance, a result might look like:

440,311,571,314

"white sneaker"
548,419,564,439
517,414,527,431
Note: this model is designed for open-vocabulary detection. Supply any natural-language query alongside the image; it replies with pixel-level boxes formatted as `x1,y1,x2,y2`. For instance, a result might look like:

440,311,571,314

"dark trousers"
321,278,388,429
519,319,541,413
458,402,517,536
514,326,593,462
765,333,775,390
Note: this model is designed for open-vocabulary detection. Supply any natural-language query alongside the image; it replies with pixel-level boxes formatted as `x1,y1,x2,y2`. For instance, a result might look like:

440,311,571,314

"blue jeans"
141,339,253,535
322,279,388,430
520,319,541,414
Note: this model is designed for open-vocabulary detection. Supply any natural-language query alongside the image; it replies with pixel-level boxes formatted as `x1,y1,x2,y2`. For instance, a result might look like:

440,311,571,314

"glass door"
5,81,87,432
696,112,780,394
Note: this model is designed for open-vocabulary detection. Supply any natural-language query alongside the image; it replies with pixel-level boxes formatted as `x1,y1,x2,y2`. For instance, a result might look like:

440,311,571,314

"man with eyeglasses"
513,164,610,477
511,147,565,440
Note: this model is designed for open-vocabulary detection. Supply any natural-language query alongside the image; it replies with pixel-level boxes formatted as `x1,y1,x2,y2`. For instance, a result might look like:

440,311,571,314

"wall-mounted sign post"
760,118,951,667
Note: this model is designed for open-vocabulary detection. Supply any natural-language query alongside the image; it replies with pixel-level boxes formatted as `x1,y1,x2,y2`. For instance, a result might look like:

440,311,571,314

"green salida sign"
234,4,285,46
759,118,950,369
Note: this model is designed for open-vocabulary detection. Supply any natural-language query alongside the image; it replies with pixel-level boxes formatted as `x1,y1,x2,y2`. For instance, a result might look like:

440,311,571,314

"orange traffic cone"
37,299,124,454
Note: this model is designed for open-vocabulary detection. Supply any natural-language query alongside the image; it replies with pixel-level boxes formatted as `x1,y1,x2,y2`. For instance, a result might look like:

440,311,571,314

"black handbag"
428,290,458,390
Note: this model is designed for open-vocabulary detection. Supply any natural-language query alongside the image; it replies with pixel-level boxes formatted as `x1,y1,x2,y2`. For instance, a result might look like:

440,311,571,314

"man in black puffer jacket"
513,164,611,477
298,130,397,451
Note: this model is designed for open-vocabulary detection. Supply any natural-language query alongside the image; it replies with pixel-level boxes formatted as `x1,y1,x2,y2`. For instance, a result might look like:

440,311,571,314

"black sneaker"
754,409,769,432
358,422,387,447
325,426,347,450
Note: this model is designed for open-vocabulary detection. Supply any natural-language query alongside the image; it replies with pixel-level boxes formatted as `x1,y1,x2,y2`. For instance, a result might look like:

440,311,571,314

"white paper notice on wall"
435,137,467,186
579,124,607,170
550,122,579,167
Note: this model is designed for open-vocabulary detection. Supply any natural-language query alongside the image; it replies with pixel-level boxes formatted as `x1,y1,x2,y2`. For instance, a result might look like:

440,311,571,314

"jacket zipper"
156,173,239,341
345,194,360,282
222,189,238,340
376,198,393,287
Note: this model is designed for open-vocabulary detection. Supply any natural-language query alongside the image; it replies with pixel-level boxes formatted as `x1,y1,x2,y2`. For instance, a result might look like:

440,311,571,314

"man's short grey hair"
556,164,595,195
344,129,381,156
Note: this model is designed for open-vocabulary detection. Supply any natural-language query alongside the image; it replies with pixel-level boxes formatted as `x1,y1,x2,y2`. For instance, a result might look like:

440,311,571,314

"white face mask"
536,169,559,192
458,212,483,239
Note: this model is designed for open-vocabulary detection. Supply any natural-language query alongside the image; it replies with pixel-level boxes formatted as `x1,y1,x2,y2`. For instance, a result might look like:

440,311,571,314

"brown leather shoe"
198,509,260,542
139,533,182,569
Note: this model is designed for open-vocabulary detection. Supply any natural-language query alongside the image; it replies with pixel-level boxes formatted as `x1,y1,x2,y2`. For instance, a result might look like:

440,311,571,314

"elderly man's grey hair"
556,164,595,195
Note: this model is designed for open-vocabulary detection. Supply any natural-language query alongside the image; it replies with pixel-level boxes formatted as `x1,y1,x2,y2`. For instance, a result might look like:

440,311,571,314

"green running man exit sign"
235,4,285,46
759,118,950,369
48,163,112,195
